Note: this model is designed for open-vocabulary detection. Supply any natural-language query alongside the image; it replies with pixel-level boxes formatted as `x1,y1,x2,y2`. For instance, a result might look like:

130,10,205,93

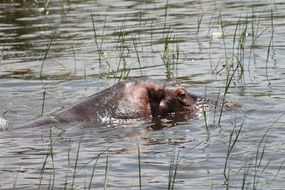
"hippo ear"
147,85,165,117
147,85,165,102
177,88,191,106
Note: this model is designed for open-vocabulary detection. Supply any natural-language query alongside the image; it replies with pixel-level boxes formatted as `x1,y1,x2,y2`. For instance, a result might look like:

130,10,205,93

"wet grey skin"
7,79,239,130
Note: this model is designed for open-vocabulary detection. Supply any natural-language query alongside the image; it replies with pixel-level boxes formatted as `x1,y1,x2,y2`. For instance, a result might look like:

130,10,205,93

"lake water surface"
0,0,284,189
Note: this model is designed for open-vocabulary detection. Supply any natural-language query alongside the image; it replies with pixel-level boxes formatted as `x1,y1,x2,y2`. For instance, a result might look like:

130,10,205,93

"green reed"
91,13,134,81
160,29,181,80
116,24,127,71
217,62,239,126
265,7,275,86
91,13,107,75
132,34,143,76
196,14,203,35
104,149,110,190
88,0,183,81
137,144,142,190
215,3,275,124
223,113,284,189
232,16,247,80
64,137,72,190
63,136,108,189
40,35,54,78
214,14,254,125
168,147,180,190
88,153,102,189
161,0,180,80
250,0,269,46
12,162,22,190
38,128,55,190
136,144,182,190
40,82,47,117
202,87,209,128
70,136,81,189
115,21,132,82
10,117,283,190
223,118,244,187
161,27,171,79
251,113,284,189
37,130,112,190
72,44,77,75
0,43,5,62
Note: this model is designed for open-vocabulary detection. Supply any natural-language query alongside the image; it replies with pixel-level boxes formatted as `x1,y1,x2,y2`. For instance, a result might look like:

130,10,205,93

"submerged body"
52,79,198,127
1,79,238,129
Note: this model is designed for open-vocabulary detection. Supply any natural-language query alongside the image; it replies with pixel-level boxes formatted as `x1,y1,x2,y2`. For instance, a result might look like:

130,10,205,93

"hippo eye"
177,89,191,106
178,91,187,100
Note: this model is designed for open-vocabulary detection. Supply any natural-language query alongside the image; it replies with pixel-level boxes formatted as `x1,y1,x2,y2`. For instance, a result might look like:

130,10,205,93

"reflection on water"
0,0,285,189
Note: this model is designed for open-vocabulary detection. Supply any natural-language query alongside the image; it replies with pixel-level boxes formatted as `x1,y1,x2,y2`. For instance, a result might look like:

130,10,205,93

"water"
0,0,284,189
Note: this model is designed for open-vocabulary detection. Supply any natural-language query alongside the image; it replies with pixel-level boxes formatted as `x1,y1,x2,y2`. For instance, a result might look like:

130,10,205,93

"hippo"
0,78,238,130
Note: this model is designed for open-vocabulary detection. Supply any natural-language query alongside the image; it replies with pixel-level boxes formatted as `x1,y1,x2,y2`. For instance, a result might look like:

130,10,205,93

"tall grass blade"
168,147,180,190
265,7,275,86
40,35,54,78
38,128,54,190
218,62,239,125
223,118,245,182
64,137,72,190
137,144,142,190
12,162,22,190
71,138,81,189
41,82,47,117
252,113,284,189
196,14,203,34
88,153,103,190
104,149,109,190
132,35,143,76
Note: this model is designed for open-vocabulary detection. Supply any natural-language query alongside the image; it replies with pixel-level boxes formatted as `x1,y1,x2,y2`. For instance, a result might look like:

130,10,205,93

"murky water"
0,0,284,189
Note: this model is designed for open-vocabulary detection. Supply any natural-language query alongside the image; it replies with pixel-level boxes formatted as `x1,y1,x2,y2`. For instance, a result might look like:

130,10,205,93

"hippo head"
146,84,197,119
